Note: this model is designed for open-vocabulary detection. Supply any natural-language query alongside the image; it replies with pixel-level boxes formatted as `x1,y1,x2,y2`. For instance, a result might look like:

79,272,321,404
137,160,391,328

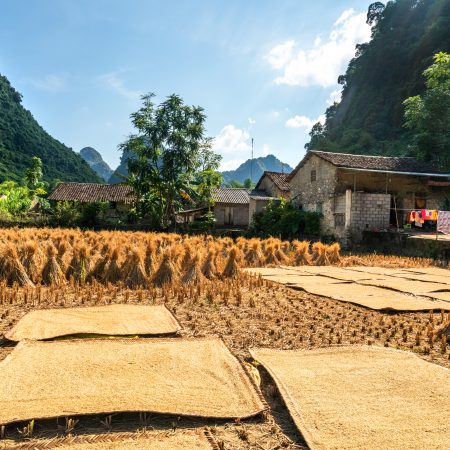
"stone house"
48,182,135,219
255,171,291,199
286,151,450,243
212,188,276,227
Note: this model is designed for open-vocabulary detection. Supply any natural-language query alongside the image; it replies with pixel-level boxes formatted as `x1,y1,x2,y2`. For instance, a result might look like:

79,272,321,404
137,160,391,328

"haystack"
245,241,264,266
144,244,156,277
103,248,122,284
66,244,90,283
4,246,34,287
21,241,42,283
124,248,148,289
153,251,179,286
293,240,311,265
41,243,65,286
274,245,290,265
182,254,205,285
201,248,217,279
312,242,329,266
263,245,280,266
326,242,341,264
222,247,240,278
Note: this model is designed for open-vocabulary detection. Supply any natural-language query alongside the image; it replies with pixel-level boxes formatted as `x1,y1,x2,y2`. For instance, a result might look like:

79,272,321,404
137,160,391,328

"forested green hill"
0,74,101,183
307,0,450,166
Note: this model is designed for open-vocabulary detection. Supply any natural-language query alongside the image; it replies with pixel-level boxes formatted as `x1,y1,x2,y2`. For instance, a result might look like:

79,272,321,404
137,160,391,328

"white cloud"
327,88,342,105
98,72,140,100
266,9,371,87
265,40,295,70
212,125,251,154
220,159,246,171
286,114,325,132
29,74,67,92
261,144,270,156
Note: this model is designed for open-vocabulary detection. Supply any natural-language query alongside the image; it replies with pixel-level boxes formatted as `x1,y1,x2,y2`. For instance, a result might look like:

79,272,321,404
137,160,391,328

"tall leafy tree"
25,156,46,196
404,52,450,170
120,93,221,227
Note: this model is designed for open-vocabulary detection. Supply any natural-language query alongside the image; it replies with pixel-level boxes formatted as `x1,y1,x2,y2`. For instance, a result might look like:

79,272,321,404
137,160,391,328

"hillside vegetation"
0,74,101,183
307,0,450,167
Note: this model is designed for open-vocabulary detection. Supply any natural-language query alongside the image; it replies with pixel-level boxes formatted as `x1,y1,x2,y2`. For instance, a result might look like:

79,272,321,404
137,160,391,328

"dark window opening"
311,169,317,182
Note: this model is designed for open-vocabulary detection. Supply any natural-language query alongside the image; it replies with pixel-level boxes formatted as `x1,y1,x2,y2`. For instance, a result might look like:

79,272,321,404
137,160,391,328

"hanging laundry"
437,211,450,235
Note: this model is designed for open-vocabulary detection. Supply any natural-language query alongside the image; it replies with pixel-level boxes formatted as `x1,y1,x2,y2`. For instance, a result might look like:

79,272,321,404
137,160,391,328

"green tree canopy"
120,93,221,228
403,52,450,170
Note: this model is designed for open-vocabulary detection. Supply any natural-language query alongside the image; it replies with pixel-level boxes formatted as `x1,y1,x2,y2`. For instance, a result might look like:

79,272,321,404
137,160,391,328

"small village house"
286,151,450,243
254,171,291,200
48,182,135,219
212,188,277,227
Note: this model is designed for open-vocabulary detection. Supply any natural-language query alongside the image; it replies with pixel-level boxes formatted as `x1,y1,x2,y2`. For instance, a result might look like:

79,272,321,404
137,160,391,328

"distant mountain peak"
221,154,293,185
79,147,113,182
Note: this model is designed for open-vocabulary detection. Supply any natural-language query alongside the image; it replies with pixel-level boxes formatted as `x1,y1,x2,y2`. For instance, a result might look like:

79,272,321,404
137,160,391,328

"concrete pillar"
345,189,352,229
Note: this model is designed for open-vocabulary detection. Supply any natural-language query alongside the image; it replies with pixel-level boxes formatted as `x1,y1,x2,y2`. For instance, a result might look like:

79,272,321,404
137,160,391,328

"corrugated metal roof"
256,171,291,191
287,150,450,181
48,183,135,204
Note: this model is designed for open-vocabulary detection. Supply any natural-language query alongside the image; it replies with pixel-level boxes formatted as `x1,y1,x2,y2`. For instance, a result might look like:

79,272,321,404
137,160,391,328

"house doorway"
224,207,234,226
390,196,403,228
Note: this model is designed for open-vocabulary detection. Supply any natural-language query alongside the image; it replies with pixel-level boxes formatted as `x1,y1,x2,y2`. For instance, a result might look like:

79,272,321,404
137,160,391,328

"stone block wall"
350,192,391,240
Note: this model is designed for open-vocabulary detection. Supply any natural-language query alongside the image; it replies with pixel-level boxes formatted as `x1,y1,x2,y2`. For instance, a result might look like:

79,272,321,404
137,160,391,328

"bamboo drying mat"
246,268,450,311
0,338,264,425
251,346,450,450
5,304,181,341
2,430,217,450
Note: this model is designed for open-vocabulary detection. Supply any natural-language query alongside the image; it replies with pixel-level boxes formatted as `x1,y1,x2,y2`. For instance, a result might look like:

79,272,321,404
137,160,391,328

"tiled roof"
213,188,250,204
287,150,449,181
255,171,291,191
213,188,276,204
48,183,135,204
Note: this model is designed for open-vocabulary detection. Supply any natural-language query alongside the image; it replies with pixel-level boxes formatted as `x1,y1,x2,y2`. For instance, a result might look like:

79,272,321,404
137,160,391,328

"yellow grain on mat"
2,431,214,450
250,346,450,450
5,304,181,341
0,338,264,425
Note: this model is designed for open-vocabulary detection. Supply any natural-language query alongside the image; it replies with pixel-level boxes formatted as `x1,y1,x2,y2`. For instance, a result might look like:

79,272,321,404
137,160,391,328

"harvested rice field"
0,228,449,449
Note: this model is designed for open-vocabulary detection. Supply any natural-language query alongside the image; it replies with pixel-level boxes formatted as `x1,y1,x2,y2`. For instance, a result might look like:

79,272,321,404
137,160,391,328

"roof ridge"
311,150,416,160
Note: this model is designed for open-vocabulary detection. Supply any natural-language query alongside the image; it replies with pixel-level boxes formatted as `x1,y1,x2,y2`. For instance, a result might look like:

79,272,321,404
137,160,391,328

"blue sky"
0,0,372,171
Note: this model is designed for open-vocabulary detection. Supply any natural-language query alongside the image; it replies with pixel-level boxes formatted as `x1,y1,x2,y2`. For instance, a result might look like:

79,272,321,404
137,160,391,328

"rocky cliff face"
79,147,113,182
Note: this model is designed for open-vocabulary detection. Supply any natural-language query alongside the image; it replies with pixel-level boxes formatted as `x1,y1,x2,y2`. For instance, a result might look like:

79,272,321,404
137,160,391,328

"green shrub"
250,199,321,239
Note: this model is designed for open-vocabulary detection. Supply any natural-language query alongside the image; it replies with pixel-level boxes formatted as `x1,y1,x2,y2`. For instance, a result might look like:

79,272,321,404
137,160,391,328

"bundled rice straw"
312,242,329,266
42,243,65,286
124,248,148,289
222,247,240,278
182,253,205,285
264,245,280,266
245,240,264,267
22,241,41,283
326,242,341,264
153,251,178,286
201,247,217,279
144,244,156,277
4,246,34,287
66,244,90,283
293,240,311,266
103,248,122,284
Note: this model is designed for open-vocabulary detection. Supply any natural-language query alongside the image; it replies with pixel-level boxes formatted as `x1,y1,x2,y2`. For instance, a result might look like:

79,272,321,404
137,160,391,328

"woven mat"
251,346,450,450
0,338,264,425
5,304,181,341
247,268,450,311
1,430,216,450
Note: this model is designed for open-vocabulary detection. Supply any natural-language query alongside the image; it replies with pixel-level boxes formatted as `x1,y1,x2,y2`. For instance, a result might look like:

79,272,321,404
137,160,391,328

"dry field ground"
0,229,449,449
